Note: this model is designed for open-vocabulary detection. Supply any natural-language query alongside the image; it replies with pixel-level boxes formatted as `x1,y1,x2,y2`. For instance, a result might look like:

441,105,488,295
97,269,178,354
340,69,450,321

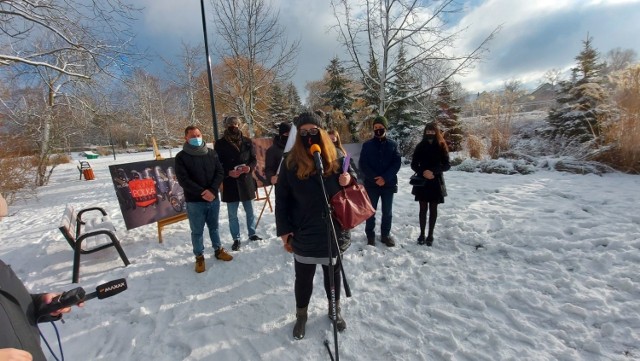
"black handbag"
409,174,427,187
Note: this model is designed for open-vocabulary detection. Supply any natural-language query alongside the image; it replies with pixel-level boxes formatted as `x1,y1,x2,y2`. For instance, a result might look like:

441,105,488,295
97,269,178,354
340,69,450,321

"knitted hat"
294,112,322,128
224,116,240,127
373,115,388,129
278,122,292,136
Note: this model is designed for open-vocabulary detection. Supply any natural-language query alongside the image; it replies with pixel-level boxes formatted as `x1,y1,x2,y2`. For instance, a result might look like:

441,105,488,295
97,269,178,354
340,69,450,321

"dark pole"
200,0,219,140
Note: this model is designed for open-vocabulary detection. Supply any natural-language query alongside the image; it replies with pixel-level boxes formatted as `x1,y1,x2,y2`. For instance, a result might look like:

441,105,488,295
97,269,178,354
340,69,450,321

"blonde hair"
286,128,340,179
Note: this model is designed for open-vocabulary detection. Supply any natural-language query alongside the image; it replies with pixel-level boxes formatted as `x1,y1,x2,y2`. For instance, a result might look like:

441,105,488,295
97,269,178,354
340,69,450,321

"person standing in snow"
175,125,232,274
0,260,83,361
358,115,402,247
410,122,451,246
214,116,263,252
264,121,291,185
275,112,357,340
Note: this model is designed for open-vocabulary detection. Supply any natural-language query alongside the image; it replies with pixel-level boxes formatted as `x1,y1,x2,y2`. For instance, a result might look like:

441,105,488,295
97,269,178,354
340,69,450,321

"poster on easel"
108,159,186,230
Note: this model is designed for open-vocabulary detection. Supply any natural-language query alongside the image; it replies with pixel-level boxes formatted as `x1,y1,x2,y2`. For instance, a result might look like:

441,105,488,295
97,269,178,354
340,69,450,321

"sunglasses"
299,128,320,137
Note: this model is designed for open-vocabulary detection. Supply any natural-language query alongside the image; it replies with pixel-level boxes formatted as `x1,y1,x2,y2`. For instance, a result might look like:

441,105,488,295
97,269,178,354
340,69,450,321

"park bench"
77,161,95,180
59,204,130,283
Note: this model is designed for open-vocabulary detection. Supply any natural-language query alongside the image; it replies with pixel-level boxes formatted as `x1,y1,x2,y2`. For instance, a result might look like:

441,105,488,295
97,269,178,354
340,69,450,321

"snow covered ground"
1,150,639,360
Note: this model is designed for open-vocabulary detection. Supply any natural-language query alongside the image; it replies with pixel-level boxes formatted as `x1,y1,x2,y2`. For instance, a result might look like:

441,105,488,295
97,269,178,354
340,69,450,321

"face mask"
280,135,288,144
425,134,436,144
300,134,321,149
188,137,203,147
374,129,385,138
228,127,240,135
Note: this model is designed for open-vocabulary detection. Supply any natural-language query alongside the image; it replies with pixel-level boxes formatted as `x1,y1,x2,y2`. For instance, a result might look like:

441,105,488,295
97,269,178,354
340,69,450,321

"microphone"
309,143,323,173
38,278,128,315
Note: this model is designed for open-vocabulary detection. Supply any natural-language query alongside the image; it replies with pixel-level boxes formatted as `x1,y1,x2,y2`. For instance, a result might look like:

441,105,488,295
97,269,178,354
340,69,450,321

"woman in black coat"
410,122,451,246
275,112,357,340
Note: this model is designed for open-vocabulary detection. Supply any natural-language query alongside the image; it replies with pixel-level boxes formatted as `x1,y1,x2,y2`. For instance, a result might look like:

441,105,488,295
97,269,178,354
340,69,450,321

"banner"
108,159,186,230
252,138,273,187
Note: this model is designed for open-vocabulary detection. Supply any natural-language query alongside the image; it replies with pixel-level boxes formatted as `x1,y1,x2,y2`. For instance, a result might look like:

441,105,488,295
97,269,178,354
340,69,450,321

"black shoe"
231,239,241,251
426,235,434,247
367,236,375,246
417,235,426,245
381,235,395,247
249,234,262,241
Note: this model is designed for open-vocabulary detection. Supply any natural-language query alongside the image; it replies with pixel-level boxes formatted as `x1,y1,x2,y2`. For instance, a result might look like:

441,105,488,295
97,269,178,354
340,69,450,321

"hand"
338,172,351,186
229,169,240,178
0,348,33,361
41,293,84,317
240,165,251,174
281,233,293,253
423,170,434,180
270,175,278,185
374,176,385,186
201,189,215,202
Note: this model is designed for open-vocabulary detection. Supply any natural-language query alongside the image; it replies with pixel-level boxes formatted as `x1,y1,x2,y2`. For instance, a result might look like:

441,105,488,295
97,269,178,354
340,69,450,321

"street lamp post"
199,0,219,140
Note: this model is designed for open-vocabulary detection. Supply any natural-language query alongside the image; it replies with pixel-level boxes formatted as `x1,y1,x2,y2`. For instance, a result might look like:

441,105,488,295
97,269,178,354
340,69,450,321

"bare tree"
542,68,563,89
0,0,141,185
330,0,500,116
211,0,300,136
604,48,637,74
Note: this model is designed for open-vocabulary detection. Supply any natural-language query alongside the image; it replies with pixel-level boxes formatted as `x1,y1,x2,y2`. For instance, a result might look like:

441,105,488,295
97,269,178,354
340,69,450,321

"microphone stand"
311,149,351,361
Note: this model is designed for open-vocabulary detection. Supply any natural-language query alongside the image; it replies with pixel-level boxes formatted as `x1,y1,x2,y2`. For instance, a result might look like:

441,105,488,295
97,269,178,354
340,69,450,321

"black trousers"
294,258,341,308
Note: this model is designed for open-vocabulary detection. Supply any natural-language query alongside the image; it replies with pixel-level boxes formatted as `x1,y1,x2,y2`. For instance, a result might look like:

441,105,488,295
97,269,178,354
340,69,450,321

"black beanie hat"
278,122,291,135
373,115,388,129
294,112,322,128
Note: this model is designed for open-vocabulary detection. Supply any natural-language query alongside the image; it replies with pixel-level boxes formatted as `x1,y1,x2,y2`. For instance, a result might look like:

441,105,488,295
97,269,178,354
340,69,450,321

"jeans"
364,186,395,238
186,200,221,256
226,200,257,240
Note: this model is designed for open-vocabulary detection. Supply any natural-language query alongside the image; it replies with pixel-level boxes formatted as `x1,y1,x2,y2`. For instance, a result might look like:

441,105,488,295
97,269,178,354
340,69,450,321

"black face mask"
280,135,288,144
227,127,240,135
374,129,385,138
424,134,436,144
300,134,321,149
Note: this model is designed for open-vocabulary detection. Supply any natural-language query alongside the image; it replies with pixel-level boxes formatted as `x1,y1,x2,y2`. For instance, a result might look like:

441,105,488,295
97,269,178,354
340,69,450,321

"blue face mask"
188,137,203,147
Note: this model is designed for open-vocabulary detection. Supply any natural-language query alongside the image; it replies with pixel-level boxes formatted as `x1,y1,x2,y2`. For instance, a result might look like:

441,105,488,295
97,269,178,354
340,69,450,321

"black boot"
426,234,434,247
293,307,308,340
328,300,346,332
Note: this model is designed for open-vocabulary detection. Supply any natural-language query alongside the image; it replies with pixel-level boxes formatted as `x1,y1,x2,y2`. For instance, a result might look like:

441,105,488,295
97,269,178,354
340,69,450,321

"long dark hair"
423,122,449,152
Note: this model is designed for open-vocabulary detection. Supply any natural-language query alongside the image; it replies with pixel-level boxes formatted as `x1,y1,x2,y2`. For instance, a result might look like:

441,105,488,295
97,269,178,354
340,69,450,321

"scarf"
182,142,208,156
223,128,243,151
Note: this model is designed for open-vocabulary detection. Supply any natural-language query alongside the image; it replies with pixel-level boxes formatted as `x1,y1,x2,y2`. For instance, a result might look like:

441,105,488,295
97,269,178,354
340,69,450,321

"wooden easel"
255,185,273,228
153,137,188,243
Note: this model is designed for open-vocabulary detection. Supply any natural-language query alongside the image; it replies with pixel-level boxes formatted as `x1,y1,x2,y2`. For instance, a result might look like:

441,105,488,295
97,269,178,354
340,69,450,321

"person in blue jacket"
358,116,402,247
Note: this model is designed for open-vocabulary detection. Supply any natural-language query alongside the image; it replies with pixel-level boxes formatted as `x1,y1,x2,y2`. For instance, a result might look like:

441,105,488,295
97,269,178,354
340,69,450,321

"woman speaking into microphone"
275,111,357,340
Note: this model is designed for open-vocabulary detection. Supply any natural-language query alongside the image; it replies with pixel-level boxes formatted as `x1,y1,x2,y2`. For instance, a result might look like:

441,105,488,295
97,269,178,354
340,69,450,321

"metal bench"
59,204,130,283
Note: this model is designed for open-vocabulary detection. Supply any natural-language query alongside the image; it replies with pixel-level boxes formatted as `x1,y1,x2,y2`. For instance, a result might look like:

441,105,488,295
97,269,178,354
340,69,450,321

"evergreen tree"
285,82,303,119
360,50,381,114
435,81,463,151
385,44,422,156
547,36,612,147
321,57,354,115
267,82,289,134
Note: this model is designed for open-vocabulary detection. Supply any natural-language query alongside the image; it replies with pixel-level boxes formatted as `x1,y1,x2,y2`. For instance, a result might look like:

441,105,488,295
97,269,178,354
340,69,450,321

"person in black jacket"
214,116,263,251
358,116,402,247
275,112,357,340
175,125,232,274
410,122,451,246
264,121,291,185
1,259,80,361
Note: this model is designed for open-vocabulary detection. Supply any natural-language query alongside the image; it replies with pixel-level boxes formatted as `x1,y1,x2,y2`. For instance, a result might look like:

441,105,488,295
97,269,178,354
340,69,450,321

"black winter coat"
174,148,224,203
410,139,451,203
358,137,402,191
275,157,357,258
214,136,258,203
0,260,59,361
264,135,287,185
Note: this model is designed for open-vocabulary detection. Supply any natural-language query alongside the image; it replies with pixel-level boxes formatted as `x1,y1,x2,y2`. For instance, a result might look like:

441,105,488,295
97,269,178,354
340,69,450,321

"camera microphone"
39,278,128,315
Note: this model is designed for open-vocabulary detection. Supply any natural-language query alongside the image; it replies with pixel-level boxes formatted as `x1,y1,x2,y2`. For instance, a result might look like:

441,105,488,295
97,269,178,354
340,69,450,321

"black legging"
419,201,438,237
294,259,341,308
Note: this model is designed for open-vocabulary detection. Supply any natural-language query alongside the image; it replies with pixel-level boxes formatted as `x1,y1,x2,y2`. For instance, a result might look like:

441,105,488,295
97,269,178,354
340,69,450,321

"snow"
1,150,639,360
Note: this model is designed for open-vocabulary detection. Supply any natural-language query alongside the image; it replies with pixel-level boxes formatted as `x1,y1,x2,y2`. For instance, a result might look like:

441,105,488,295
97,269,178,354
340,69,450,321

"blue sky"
132,0,640,98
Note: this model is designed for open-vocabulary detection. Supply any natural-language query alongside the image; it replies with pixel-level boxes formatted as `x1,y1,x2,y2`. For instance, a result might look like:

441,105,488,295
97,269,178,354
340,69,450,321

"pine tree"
267,82,289,135
321,57,354,115
547,36,612,147
285,82,303,119
359,50,381,114
435,81,463,151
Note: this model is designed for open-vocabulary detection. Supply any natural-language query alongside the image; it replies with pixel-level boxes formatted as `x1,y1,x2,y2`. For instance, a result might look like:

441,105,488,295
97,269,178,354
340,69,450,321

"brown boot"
328,300,346,332
293,307,308,340
215,248,233,261
195,255,205,273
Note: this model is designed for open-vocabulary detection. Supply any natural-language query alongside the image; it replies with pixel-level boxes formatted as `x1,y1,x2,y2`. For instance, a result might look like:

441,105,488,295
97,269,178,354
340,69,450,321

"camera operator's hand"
0,348,32,361
41,293,84,316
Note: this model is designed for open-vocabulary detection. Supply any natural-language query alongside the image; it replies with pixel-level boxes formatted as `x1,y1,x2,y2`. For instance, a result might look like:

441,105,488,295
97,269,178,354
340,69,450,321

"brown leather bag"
330,181,375,230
